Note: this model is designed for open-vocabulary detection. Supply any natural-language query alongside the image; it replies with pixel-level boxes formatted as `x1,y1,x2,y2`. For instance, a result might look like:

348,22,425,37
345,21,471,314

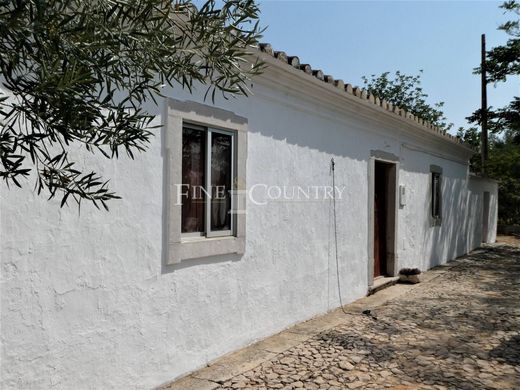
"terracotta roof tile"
287,56,300,68
334,80,345,90
274,51,288,63
299,64,312,74
312,69,324,81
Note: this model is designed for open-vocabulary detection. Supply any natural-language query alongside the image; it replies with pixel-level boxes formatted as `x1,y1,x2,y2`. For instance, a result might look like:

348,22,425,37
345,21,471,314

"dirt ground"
496,234,520,246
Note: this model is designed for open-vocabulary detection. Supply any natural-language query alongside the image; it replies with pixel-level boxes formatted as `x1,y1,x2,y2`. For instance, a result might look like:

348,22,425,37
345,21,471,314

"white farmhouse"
1,43,497,389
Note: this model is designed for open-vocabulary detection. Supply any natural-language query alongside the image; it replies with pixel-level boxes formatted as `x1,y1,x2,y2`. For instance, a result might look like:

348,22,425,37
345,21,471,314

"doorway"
373,160,397,278
482,191,490,243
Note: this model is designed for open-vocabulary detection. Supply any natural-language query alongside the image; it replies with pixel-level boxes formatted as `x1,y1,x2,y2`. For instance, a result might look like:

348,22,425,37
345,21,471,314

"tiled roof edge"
257,43,470,149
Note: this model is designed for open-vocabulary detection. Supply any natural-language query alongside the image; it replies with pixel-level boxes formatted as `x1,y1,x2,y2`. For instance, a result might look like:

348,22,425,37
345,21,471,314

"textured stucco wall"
1,78,497,389
397,148,498,271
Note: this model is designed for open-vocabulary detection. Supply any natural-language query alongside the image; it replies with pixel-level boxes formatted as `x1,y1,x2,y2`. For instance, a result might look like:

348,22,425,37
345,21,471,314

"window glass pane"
211,132,232,231
182,127,206,233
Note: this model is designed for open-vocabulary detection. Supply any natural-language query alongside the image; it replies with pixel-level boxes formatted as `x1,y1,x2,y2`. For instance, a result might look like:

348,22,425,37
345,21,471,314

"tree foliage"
0,0,263,209
362,71,451,131
470,0,519,141
488,137,520,225
467,97,520,143
460,1,520,226
486,0,520,84
458,125,520,225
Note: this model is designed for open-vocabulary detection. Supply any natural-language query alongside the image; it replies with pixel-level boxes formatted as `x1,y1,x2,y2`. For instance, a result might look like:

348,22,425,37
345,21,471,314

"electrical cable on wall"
331,158,349,315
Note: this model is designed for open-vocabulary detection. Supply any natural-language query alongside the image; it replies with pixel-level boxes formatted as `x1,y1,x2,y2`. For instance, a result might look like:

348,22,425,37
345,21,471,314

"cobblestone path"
220,244,520,390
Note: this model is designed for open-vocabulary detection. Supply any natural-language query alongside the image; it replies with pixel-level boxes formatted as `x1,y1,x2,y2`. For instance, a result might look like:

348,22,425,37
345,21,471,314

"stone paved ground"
219,242,520,390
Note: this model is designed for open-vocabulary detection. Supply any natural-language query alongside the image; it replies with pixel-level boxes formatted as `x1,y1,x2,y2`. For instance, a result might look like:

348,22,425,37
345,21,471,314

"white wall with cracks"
1,60,497,389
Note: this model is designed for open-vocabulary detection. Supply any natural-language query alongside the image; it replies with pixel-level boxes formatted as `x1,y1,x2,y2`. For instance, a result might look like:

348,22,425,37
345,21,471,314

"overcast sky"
256,0,519,133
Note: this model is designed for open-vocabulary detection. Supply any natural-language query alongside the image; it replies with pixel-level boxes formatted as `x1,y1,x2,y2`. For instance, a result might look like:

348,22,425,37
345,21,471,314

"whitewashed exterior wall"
1,60,497,389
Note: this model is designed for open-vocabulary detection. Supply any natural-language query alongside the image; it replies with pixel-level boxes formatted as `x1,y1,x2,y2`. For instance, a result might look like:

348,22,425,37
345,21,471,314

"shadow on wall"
247,96,369,164
421,173,485,270
157,82,454,174
154,84,480,274
144,84,372,165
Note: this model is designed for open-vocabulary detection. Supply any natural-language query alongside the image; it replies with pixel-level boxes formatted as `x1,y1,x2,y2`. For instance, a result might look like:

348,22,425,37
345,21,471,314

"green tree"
0,0,263,209
487,136,520,225
486,0,520,85
460,130,520,226
362,70,451,131
460,1,520,226
456,126,482,170
469,0,519,141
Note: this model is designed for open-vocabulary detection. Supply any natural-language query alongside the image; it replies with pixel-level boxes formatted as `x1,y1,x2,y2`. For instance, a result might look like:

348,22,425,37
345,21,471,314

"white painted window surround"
165,98,247,264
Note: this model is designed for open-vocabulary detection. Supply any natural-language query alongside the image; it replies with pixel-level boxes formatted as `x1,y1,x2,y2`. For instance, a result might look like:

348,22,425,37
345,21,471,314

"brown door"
374,162,387,277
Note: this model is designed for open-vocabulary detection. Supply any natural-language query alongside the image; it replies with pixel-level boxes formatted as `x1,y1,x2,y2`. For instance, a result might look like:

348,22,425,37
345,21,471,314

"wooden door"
374,162,387,277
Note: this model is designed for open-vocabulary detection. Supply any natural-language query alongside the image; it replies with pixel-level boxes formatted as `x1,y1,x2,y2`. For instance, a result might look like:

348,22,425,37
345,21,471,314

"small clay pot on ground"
399,274,421,284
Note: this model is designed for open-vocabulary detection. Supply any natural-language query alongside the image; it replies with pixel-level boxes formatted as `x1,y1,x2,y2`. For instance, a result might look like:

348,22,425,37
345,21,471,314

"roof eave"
249,46,475,155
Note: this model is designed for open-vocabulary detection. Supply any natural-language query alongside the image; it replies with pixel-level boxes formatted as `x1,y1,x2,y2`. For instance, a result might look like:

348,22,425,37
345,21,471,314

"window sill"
181,235,235,243
168,236,245,265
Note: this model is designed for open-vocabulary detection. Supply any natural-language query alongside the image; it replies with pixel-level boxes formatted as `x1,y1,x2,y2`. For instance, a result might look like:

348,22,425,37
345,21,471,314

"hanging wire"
331,158,349,315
